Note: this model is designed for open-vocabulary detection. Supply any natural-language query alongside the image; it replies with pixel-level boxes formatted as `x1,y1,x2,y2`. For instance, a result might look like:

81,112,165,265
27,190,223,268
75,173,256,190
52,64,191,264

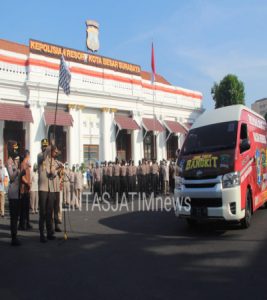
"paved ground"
1,196,267,300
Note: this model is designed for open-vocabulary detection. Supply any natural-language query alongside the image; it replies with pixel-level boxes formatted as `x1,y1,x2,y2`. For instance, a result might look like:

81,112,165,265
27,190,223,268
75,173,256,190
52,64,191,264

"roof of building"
0,39,29,55
140,71,171,85
0,102,33,122
254,98,267,103
0,39,173,85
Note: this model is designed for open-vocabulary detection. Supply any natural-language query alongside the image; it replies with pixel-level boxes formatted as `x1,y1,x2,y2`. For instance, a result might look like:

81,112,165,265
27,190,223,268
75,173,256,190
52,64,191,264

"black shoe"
55,226,62,232
11,238,21,246
47,235,56,240
40,235,47,243
26,223,33,230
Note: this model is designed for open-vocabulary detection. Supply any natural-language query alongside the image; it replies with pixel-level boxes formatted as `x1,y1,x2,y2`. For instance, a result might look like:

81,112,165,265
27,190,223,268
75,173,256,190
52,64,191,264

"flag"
151,43,156,83
59,55,71,95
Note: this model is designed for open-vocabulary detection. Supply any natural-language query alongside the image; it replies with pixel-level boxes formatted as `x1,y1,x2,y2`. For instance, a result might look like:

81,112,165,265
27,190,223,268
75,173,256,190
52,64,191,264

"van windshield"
181,121,238,155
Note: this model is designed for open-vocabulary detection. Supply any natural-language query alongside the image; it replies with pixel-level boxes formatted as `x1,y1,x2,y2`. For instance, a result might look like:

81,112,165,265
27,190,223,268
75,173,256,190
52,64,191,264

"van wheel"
240,189,252,229
186,218,198,228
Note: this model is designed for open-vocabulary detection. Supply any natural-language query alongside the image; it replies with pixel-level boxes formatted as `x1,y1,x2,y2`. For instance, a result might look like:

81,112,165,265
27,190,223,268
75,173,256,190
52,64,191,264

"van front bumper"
174,178,245,221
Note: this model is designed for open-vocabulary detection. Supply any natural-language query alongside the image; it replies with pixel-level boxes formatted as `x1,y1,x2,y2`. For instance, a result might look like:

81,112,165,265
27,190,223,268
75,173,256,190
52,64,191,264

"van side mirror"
240,139,250,153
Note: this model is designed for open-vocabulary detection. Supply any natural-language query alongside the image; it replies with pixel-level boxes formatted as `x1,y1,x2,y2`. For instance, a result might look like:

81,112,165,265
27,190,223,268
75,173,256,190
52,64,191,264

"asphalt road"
1,197,267,300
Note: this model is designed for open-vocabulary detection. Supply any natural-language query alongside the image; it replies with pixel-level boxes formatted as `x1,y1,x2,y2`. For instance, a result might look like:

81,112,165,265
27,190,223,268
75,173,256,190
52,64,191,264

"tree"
211,74,245,109
264,112,267,122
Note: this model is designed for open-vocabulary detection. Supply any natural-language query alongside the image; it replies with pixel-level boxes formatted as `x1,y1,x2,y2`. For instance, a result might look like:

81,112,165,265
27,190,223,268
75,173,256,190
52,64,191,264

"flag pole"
56,55,71,242
53,79,60,143
151,43,156,160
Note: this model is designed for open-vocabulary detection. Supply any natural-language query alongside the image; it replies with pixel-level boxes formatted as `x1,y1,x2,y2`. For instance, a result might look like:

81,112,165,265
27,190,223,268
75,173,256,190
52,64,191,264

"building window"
143,130,157,160
83,145,99,165
166,131,178,161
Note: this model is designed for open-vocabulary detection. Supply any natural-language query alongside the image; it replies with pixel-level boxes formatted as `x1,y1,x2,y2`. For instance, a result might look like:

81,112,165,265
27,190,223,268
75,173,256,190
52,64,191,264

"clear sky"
1,0,267,110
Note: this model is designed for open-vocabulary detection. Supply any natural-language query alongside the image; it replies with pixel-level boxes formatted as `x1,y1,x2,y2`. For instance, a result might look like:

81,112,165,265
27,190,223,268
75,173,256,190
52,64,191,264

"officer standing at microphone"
38,140,59,243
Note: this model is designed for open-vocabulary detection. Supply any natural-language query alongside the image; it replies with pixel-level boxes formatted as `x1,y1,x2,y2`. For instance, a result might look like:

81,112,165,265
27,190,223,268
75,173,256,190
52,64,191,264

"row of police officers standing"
93,158,176,200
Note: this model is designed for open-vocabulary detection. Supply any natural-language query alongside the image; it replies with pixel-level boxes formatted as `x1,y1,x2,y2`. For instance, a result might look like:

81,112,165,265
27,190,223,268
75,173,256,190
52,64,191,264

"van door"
239,123,252,210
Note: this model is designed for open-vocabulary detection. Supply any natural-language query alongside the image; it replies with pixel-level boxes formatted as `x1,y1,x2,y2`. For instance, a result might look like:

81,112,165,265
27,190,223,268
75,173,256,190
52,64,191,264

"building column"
68,105,80,167
158,130,166,161
131,129,138,163
100,108,109,161
110,109,117,161
101,108,116,162
77,106,84,164
28,101,46,165
0,121,4,162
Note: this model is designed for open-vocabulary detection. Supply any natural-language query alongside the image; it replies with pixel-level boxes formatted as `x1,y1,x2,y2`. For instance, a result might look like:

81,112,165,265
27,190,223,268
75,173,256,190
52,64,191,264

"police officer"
37,140,58,243
145,160,151,195
106,161,113,197
127,160,133,194
93,162,101,199
6,142,21,246
120,160,127,198
140,159,147,198
19,149,32,230
102,161,108,194
137,160,142,194
113,158,120,201
132,160,137,194
151,159,159,196
63,162,71,206
54,153,63,232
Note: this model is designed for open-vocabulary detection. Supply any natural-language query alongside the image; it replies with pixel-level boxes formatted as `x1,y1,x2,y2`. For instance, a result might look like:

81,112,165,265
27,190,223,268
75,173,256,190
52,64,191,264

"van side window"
240,123,248,140
240,123,250,153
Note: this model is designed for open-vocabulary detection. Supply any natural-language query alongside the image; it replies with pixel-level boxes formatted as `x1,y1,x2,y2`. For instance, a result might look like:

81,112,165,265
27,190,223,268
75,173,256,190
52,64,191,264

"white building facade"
0,39,203,166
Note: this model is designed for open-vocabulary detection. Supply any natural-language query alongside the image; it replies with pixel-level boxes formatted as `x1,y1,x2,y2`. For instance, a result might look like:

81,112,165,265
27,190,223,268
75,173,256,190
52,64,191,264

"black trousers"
106,176,113,196
39,191,55,237
113,176,120,197
151,174,158,196
132,175,136,193
19,192,30,228
94,181,101,198
102,175,107,193
54,192,60,226
140,175,146,196
9,198,20,238
127,176,133,193
120,176,128,197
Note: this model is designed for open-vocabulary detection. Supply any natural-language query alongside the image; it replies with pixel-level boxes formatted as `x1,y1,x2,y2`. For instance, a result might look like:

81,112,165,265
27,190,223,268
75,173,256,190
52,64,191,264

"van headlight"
222,172,240,188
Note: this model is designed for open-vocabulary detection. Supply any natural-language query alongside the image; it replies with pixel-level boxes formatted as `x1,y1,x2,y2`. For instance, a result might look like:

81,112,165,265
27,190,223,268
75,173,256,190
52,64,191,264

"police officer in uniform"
6,142,21,246
151,159,159,196
93,162,101,199
106,161,113,197
63,162,71,206
127,160,133,194
113,158,120,201
132,160,137,193
137,160,142,194
145,160,150,195
37,140,58,243
120,160,127,198
102,161,108,194
54,154,63,232
19,149,32,230
140,159,147,198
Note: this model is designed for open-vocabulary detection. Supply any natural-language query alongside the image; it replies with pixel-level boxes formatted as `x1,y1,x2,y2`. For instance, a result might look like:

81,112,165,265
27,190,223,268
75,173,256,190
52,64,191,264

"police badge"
86,20,100,52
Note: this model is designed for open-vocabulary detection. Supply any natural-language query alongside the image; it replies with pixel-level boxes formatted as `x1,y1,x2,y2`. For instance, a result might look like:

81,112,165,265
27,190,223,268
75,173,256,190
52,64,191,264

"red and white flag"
151,43,156,84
